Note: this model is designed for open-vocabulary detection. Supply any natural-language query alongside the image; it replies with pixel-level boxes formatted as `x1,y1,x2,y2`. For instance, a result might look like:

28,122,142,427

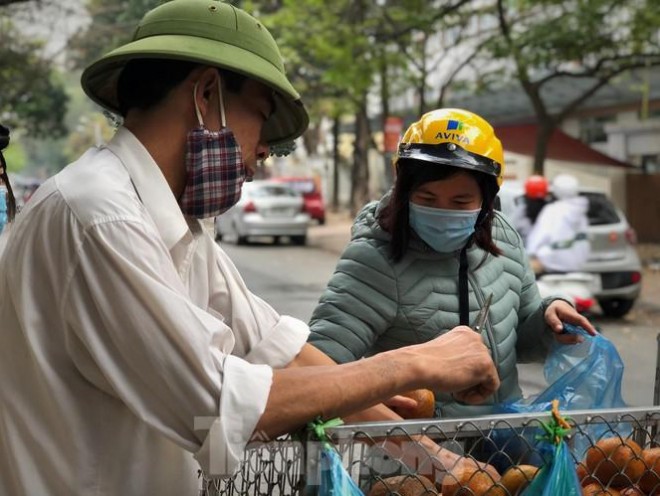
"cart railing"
201,406,660,495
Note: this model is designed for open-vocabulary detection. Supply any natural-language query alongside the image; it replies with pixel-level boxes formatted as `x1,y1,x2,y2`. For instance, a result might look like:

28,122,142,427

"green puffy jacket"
308,196,558,418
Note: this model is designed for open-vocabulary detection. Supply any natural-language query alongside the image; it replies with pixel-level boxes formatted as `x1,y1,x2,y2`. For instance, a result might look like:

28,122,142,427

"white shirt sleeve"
62,218,272,476
207,240,310,368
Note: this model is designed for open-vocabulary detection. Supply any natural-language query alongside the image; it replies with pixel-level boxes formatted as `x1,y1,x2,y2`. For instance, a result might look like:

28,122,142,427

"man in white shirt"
0,1,499,494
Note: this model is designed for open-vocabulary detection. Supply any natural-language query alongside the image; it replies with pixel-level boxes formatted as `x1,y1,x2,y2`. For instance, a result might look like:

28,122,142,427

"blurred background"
1,0,659,225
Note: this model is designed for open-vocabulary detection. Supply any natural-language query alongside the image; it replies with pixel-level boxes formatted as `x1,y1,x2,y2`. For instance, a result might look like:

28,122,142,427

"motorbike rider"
526,173,591,274
510,175,549,243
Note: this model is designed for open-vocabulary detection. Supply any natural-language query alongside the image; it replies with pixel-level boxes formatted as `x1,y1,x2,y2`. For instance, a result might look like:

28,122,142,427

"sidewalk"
307,210,353,255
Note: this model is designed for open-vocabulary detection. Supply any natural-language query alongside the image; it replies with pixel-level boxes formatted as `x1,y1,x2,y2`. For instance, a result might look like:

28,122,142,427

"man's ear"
193,67,220,120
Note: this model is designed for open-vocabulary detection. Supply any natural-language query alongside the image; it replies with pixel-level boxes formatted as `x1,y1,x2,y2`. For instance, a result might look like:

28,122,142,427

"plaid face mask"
179,80,246,218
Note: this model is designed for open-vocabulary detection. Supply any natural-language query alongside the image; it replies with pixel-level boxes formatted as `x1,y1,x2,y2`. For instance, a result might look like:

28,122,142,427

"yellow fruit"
585,438,645,487
393,389,436,419
368,474,438,496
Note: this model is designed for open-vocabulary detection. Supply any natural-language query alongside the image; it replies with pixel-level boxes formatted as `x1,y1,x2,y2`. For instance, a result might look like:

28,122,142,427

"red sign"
383,116,404,153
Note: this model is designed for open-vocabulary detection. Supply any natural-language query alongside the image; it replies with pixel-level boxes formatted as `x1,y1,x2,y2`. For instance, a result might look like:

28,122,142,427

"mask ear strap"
217,75,227,128
192,81,204,127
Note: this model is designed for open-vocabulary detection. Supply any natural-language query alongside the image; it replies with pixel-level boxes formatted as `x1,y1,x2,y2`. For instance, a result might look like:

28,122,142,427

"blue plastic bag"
502,323,626,413
498,324,629,459
309,418,364,496
318,444,364,496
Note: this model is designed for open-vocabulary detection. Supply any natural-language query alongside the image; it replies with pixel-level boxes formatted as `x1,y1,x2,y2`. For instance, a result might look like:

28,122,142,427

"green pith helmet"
80,0,308,146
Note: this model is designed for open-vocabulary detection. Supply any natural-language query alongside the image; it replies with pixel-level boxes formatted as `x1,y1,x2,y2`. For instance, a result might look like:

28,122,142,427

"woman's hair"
116,59,247,117
378,158,502,262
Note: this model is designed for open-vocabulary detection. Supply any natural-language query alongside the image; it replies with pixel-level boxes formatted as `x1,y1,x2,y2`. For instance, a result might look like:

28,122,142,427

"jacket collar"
105,127,189,250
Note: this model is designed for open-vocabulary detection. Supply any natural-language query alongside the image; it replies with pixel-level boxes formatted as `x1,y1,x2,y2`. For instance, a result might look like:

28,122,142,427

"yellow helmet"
396,108,505,186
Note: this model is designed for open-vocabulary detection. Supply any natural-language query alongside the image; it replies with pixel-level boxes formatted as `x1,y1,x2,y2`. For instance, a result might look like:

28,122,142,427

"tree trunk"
533,120,555,175
380,52,394,192
301,123,320,157
350,100,370,216
418,33,429,115
332,115,340,211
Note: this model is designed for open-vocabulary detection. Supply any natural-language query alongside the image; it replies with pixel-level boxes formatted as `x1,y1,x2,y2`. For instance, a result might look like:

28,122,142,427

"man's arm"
254,326,499,439
287,343,417,413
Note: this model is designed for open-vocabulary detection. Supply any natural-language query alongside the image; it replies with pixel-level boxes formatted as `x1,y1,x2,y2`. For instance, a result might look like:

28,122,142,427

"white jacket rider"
526,174,591,272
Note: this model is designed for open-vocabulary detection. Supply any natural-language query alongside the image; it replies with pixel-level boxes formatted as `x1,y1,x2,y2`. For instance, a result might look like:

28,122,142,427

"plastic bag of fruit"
504,323,626,413
498,323,629,459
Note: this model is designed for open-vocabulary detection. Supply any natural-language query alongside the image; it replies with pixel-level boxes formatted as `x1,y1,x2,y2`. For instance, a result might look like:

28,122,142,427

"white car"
215,180,310,245
498,181,642,318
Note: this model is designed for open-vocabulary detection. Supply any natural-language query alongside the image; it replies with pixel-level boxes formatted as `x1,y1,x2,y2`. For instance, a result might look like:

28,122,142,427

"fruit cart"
200,406,660,495
200,333,660,495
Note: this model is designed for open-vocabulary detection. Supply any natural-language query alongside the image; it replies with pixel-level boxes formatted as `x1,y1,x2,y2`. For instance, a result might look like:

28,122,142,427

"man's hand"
407,326,499,404
544,299,597,344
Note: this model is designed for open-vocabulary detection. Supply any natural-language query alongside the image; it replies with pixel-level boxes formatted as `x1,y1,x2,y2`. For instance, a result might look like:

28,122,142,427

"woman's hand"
544,299,597,344
383,394,418,411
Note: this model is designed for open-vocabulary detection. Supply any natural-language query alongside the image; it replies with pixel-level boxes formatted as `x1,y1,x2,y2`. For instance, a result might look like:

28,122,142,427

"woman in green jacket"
309,108,595,419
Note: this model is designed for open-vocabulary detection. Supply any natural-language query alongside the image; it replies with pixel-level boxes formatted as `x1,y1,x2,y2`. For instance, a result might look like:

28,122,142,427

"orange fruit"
367,474,437,496
638,447,660,495
499,465,540,495
582,483,622,495
620,486,645,496
393,389,436,419
441,465,501,496
577,462,600,487
585,438,645,487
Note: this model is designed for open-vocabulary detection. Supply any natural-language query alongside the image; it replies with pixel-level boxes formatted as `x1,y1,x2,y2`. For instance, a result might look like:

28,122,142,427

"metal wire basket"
200,436,306,496
200,406,660,495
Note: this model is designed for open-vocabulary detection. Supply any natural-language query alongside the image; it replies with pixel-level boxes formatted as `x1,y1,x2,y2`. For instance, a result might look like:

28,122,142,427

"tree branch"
0,0,35,5
535,54,660,86
373,0,474,41
437,39,489,107
555,61,660,122
496,0,547,119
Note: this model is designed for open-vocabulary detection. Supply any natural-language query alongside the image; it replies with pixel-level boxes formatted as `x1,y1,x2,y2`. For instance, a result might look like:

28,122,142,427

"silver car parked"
498,181,642,318
215,180,310,245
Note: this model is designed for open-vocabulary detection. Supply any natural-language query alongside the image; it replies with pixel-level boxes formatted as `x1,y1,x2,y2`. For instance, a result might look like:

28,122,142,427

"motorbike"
535,272,600,315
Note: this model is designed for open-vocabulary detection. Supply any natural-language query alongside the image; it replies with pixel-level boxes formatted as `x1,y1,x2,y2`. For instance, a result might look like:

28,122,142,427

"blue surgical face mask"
409,202,481,253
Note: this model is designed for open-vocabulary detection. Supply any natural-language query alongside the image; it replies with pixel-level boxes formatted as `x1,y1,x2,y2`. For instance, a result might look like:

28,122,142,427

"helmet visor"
398,142,501,179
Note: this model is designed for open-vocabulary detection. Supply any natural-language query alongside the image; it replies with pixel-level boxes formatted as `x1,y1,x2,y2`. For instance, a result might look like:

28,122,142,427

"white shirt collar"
105,126,189,250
